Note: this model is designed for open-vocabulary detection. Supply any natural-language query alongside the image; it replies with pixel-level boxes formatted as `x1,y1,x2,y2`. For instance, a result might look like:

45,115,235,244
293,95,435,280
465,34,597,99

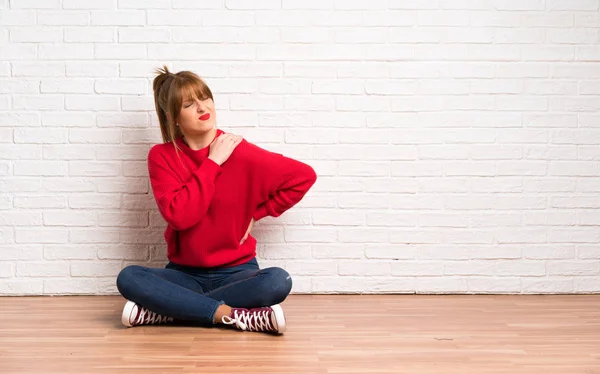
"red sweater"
147,129,317,268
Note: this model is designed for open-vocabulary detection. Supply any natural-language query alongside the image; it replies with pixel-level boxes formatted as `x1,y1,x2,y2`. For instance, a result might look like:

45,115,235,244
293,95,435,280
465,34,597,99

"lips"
199,113,210,121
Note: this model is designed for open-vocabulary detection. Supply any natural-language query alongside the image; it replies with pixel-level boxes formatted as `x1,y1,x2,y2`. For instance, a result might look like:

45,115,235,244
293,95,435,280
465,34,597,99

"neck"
181,127,217,150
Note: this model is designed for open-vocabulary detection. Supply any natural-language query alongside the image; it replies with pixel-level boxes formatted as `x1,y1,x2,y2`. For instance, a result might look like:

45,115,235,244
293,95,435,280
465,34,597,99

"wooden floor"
0,295,599,374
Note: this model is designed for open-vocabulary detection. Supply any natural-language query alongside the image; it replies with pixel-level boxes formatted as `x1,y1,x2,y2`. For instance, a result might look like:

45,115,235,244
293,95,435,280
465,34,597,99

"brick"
95,44,146,59
10,27,61,42
97,244,149,260
547,0,599,10
495,260,546,276
146,10,205,26
338,228,389,243
284,227,336,243
14,195,66,209
69,194,121,209
339,260,390,276
285,260,337,276
91,11,145,25
416,277,468,293
0,10,35,25
468,277,521,293
43,279,99,294
11,0,60,8
44,245,98,260
41,79,94,94
446,196,546,210
226,0,280,9
64,27,115,42
12,95,63,111
0,280,43,295
471,213,522,227
96,145,149,160
119,28,170,43
523,246,575,259
69,161,121,177
313,209,364,226
522,278,574,293
548,228,600,243
69,229,120,243
43,211,97,226
258,244,311,260
95,79,147,94
391,230,442,244
39,44,94,59
66,96,120,111
548,161,599,176
66,62,118,77
43,178,95,192
15,228,68,244
120,0,170,8
42,112,95,128
97,178,148,193
0,178,41,192
13,62,64,77
14,161,67,176
392,261,443,276
0,112,39,126
38,11,89,25
71,261,122,276
0,244,42,261
64,0,114,8
524,145,577,160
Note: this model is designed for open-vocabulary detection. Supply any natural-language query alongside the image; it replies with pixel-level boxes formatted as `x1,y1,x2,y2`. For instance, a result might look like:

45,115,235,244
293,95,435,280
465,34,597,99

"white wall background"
1,0,599,295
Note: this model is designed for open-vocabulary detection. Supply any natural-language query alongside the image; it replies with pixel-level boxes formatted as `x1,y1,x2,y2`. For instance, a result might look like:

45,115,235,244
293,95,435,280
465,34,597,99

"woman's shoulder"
147,140,180,164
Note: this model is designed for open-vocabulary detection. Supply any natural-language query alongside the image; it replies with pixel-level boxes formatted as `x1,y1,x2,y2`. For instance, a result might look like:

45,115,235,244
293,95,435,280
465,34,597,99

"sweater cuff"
199,157,222,177
252,204,269,221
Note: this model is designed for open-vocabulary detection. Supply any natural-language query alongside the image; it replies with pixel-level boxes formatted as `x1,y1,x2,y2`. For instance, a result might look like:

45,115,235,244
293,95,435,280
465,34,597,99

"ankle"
213,304,233,324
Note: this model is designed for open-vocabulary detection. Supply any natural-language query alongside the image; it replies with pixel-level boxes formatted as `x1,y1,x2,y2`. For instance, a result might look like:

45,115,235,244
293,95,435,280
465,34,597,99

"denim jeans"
116,257,293,325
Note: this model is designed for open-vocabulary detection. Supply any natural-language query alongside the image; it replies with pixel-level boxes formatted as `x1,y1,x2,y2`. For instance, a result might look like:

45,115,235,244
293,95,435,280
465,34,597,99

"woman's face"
176,96,216,135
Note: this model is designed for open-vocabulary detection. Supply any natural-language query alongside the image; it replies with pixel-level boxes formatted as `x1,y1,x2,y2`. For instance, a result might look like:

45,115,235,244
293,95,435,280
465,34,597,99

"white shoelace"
136,307,173,325
222,309,274,332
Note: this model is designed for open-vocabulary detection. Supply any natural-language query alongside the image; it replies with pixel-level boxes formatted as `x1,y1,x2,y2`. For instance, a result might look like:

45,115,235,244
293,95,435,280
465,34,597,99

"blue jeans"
116,257,292,325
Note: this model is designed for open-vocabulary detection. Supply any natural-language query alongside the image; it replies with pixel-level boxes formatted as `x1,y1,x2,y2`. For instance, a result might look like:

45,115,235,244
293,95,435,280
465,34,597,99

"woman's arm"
148,146,221,231
246,143,317,221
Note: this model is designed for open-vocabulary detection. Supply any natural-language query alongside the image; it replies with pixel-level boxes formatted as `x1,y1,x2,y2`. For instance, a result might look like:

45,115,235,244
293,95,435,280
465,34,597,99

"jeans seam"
206,270,263,297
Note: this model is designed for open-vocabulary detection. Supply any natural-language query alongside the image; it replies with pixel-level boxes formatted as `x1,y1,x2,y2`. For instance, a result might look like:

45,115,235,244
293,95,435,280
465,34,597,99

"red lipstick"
199,113,210,121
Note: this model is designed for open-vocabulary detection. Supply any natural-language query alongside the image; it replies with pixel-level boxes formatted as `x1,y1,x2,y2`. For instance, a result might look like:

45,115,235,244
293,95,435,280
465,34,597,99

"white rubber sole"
121,300,137,327
270,304,286,334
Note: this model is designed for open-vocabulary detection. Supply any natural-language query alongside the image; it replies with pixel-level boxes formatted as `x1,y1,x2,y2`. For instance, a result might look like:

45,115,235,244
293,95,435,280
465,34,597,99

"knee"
116,265,144,296
261,267,292,305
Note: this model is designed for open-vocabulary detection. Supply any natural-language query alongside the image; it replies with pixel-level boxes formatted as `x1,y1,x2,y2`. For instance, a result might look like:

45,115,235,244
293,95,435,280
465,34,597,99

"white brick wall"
1,1,599,295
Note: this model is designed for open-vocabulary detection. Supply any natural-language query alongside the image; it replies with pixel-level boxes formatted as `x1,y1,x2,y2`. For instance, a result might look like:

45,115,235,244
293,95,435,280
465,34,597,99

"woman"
115,66,317,335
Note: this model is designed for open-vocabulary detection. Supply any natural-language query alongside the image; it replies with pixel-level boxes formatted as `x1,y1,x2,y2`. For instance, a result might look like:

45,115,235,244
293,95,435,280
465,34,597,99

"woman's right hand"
208,134,243,166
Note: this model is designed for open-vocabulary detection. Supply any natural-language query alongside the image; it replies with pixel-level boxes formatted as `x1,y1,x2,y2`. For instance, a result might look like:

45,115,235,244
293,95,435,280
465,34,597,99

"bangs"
180,81,211,102
170,73,213,109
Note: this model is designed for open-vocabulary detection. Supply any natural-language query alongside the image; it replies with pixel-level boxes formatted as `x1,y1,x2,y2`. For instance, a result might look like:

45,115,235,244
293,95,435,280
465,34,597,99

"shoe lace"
222,309,274,332
137,307,172,325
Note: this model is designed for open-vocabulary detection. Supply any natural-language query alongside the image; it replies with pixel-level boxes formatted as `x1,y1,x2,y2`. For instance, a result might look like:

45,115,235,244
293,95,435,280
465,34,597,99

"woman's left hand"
240,218,255,245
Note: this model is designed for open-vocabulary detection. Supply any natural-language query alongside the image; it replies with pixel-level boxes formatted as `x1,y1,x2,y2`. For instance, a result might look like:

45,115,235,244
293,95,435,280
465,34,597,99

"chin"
193,122,215,133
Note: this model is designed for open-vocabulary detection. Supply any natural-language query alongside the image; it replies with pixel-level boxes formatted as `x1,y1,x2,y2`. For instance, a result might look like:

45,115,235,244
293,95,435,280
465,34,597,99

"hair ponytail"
152,65,181,146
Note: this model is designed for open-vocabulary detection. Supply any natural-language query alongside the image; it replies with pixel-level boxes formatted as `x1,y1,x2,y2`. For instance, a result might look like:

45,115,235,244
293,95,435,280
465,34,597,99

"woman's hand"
208,134,243,166
240,218,255,245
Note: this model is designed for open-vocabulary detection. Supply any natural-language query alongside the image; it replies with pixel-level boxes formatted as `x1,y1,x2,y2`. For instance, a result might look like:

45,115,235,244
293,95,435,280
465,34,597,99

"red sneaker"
222,304,286,334
121,300,174,327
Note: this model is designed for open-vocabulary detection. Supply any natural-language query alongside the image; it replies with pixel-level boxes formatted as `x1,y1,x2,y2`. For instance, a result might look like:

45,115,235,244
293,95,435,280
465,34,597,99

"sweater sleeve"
148,146,222,231
248,144,317,222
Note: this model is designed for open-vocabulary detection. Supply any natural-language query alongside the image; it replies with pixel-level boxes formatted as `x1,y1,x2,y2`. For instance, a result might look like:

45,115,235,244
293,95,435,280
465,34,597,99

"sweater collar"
176,128,224,161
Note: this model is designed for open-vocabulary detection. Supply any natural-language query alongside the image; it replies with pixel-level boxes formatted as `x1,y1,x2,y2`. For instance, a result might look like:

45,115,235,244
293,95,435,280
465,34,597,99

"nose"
195,100,204,112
